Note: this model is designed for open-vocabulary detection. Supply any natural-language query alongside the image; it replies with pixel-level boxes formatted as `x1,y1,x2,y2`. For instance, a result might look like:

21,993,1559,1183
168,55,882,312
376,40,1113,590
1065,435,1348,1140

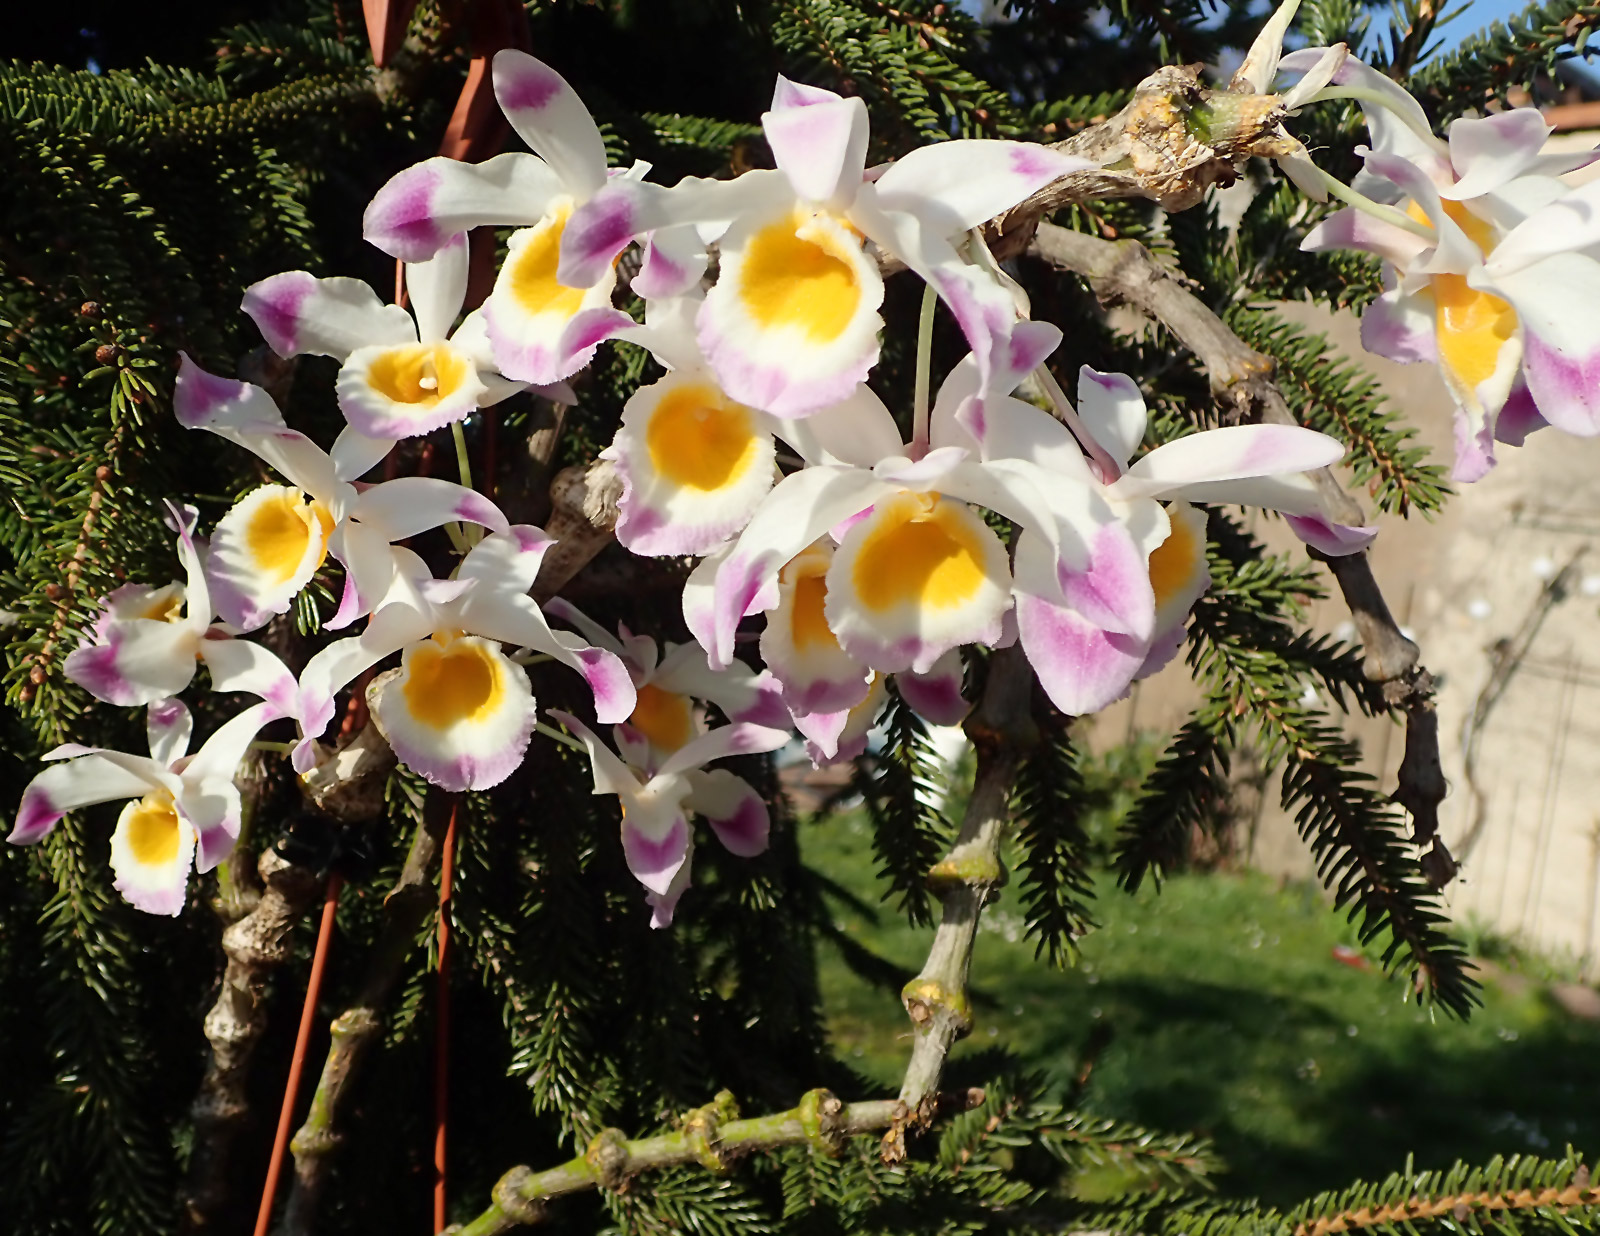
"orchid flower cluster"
13,45,1379,924
1252,38,1600,481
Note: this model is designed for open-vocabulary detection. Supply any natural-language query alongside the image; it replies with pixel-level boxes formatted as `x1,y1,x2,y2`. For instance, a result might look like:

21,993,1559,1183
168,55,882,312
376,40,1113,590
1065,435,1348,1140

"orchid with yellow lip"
10,697,277,915
760,541,968,762
243,232,530,442
603,291,911,558
174,357,509,632
65,505,221,707
551,709,791,927
544,598,789,775
689,324,1366,720
362,51,639,385
556,75,1090,418
1285,50,1600,479
294,527,636,791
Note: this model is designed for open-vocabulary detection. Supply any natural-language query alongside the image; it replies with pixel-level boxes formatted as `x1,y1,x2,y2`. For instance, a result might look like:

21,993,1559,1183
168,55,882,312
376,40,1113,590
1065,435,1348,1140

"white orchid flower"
10,697,277,915
551,709,791,928
65,505,223,707
1285,50,1600,479
760,541,968,761
684,323,1129,686
242,233,528,441
556,75,1090,418
544,598,789,775
294,528,636,791
602,291,902,557
174,357,509,632
361,51,639,385
1001,366,1369,715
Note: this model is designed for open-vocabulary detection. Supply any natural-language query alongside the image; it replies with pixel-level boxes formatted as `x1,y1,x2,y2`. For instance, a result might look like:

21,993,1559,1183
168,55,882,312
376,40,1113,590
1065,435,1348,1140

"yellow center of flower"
1148,509,1204,610
645,382,761,491
1403,200,1519,394
401,633,505,730
739,211,862,343
366,343,473,407
790,570,838,651
852,494,992,614
137,586,186,624
507,203,589,320
246,488,334,586
122,792,181,867
627,683,695,753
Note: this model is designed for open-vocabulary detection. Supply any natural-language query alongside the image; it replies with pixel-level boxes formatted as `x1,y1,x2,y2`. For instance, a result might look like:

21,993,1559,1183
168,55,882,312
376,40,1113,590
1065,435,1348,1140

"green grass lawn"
805,807,1600,1208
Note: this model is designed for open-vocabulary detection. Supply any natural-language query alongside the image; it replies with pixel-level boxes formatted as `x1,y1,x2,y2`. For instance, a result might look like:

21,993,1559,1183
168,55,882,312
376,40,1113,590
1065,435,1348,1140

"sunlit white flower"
552,709,791,927
545,598,789,775
603,291,905,557
10,697,276,914
1005,367,1369,714
362,51,638,385
174,357,508,632
760,541,967,761
1286,50,1600,479
558,76,1089,418
295,528,636,790
243,233,527,441
65,506,220,707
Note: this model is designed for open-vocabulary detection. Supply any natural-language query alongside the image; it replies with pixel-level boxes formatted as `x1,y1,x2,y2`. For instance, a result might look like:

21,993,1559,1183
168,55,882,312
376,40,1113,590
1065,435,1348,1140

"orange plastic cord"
434,801,459,1232
253,873,344,1236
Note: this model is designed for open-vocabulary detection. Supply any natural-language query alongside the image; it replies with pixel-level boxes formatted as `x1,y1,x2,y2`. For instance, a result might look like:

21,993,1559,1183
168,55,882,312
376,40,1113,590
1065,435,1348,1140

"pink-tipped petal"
364,153,562,261
762,95,869,207
243,271,415,361
896,650,969,727
687,768,771,857
492,51,609,198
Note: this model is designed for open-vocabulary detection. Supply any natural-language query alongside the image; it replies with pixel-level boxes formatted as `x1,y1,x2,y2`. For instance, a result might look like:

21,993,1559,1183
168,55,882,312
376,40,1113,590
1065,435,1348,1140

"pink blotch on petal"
706,794,770,858
173,356,248,428
9,787,63,845
623,816,690,895
1521,334,1600,436
64,640,139,706
498,61,563,111
364,166,447,261
246,273,314,356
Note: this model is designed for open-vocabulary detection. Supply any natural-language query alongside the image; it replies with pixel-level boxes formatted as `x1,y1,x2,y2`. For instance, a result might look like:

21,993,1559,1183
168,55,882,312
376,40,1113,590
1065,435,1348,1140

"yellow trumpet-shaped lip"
400,632,508,731
851,494,992,614
738,210,865,344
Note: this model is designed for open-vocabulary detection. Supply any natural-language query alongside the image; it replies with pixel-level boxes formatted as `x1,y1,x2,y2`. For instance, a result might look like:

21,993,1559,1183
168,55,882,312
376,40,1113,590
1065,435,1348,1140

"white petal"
762,94,869,208
353,478,508,542
873,141,1091,236
1111,425,1344,500
406,231,470,343
493,51,609,199
174,357,340,498
10,754,166,845
146,698,193,767
1076,367,1148,472
364,152,564,261
243,271,415,361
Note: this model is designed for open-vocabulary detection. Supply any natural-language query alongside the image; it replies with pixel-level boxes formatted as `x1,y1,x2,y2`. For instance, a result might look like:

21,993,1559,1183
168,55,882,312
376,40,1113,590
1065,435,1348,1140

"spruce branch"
1026,222,1447,863
442,1089,983,1236
273,786,454,1236
890,645,1039,1140
180,847,324,1235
